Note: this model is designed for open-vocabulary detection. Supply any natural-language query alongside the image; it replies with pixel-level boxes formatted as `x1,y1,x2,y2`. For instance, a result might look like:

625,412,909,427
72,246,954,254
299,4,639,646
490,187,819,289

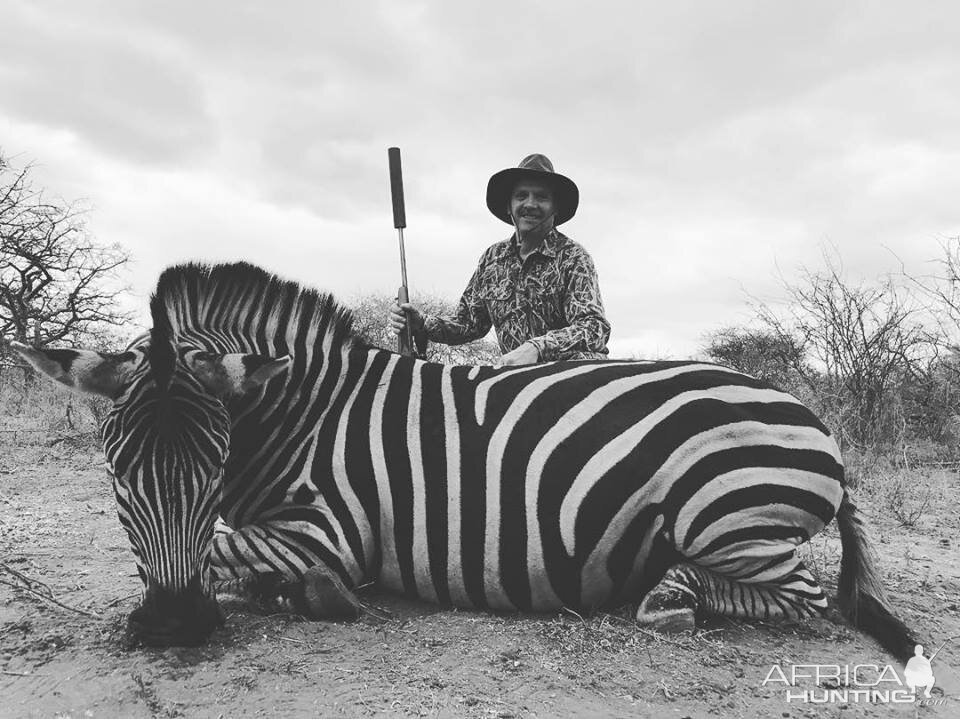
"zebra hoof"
300,566,362,620
635,607,696,634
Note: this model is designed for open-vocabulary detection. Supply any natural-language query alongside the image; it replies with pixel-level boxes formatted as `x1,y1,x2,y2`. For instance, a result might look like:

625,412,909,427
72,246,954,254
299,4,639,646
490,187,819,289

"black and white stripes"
122,262,848,621
104,365,228,595
14,261,915,654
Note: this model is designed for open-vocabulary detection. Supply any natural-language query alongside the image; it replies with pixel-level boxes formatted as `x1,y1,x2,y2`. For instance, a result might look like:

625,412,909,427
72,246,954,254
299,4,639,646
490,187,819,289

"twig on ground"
0,563,52,595
0,615,31,636
103,592,140,610
598,611,686,644
2,670,48,677
655,679,674,700
632,625,671,641
930,634,960,662
0,564,100,619
561,606,588,629
360,603,395,622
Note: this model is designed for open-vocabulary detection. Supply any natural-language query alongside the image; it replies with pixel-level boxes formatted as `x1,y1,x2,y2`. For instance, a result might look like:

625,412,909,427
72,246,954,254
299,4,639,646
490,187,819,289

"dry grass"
846,450,955,530
0,371,105,448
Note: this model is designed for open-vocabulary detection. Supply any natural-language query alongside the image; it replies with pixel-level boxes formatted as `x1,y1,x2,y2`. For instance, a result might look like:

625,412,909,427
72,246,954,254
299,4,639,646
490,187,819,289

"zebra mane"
150,262,362,357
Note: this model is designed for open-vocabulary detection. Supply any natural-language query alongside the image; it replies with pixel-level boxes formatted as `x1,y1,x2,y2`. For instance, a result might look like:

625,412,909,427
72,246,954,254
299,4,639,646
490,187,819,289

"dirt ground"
1,442,958,719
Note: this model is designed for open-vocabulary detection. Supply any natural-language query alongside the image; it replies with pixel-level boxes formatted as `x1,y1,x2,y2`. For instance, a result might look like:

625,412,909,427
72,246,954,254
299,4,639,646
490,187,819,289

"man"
389,154,610,364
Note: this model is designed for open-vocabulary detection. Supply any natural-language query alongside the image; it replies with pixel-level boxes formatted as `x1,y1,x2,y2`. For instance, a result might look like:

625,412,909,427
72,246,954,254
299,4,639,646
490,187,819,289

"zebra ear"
187,351,291,396
9,341,138,398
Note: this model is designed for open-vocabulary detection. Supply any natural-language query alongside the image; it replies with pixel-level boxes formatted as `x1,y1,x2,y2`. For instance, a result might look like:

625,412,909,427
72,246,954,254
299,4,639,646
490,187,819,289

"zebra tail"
835,487,916,661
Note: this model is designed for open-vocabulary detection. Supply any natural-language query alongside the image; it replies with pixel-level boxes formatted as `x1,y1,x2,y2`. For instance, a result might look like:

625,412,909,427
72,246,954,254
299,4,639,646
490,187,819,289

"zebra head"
11,336,290,646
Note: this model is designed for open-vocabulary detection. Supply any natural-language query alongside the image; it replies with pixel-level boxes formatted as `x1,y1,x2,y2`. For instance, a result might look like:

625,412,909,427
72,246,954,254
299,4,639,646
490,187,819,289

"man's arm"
526,248,610,361
419,256,494,347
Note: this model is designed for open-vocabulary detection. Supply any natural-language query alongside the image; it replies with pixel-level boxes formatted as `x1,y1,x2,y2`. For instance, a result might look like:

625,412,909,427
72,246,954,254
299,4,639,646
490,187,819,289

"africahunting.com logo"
762,643,947,706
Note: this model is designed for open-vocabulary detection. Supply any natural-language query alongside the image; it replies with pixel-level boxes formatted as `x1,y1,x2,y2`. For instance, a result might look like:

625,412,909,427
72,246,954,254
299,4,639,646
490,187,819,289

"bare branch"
744,246,934,450
1,154,134,349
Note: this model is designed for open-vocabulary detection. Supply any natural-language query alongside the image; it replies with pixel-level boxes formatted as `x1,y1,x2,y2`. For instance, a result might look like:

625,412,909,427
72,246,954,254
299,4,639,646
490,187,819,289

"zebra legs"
299,565,362,618
209,517,361,619
635,559,828,632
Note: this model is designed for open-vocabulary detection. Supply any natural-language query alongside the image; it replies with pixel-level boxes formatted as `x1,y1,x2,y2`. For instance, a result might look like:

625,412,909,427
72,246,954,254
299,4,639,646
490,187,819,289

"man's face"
510,181,556,236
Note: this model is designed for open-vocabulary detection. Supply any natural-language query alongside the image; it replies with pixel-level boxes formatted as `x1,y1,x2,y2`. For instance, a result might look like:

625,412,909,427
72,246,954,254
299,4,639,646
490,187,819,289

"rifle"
388,147,416,357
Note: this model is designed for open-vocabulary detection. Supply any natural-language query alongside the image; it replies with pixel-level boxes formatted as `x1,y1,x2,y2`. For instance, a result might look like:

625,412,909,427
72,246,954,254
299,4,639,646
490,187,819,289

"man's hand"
499,342,540,366
389,302,424,336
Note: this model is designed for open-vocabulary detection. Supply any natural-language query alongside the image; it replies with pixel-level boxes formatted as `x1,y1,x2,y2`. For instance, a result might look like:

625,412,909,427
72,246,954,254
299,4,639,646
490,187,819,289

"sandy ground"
1,442,958,719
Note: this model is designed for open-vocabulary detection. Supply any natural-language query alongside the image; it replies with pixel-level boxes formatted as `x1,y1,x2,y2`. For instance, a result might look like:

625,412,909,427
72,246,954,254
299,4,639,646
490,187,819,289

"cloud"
1,3,213,165
2,0,959,355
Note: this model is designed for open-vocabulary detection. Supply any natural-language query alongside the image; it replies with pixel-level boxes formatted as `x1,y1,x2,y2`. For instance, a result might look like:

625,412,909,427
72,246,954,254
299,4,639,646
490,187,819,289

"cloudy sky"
2,1,959,358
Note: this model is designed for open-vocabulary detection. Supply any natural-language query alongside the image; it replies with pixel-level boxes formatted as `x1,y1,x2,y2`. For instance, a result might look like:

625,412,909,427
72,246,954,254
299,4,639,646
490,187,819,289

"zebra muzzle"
127,576,224,647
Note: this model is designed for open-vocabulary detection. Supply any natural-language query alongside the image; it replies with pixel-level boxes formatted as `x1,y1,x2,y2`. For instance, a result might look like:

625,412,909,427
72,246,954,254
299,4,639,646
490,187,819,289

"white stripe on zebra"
696,537,803,573
284,516,345,568
443,368,470,606
332,351,376,579
407,361,438,603
231,316,337,518
523,368,714,607
282,344,366,583
559,382,807,555
683,504,826,559
743,557,807,586
474,364,553,426
247,523,311,574
579,421,841,597
484,363,600,609
241,326,349,524
674,466,844,554
150,441,171,581
370,354,401,590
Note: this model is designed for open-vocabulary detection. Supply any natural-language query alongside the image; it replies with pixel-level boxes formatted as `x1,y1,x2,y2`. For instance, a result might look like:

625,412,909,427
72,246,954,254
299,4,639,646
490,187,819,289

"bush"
0,364,104,448
848,451,952,529
702,326,806,390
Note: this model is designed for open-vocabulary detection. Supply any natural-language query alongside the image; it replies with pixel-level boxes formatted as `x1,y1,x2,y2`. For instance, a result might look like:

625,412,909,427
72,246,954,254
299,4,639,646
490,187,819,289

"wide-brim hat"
486,154,579,225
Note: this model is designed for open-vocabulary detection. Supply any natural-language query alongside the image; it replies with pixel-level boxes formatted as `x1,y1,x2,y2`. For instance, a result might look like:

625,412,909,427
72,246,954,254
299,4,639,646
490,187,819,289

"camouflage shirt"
421,230,610,361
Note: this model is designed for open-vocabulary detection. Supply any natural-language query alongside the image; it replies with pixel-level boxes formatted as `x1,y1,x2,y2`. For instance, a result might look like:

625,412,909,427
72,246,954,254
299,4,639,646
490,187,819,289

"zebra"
11,262,915,657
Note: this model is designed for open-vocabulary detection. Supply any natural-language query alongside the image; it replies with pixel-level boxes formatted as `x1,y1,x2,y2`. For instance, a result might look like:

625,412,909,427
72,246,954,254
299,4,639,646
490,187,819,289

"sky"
2,0,959,358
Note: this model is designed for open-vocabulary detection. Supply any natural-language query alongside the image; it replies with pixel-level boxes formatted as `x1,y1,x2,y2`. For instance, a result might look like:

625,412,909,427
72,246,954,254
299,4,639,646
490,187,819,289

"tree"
752,250,932,449
905,236,960,355
349,292,500,365
0,154,132,350
902,350,960,446
899,237,960,449
702,325,807,389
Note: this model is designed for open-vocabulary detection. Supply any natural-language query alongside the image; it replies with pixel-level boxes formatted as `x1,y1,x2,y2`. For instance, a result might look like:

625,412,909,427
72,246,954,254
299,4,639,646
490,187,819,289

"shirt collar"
508,228,561,259
540,229,561,257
